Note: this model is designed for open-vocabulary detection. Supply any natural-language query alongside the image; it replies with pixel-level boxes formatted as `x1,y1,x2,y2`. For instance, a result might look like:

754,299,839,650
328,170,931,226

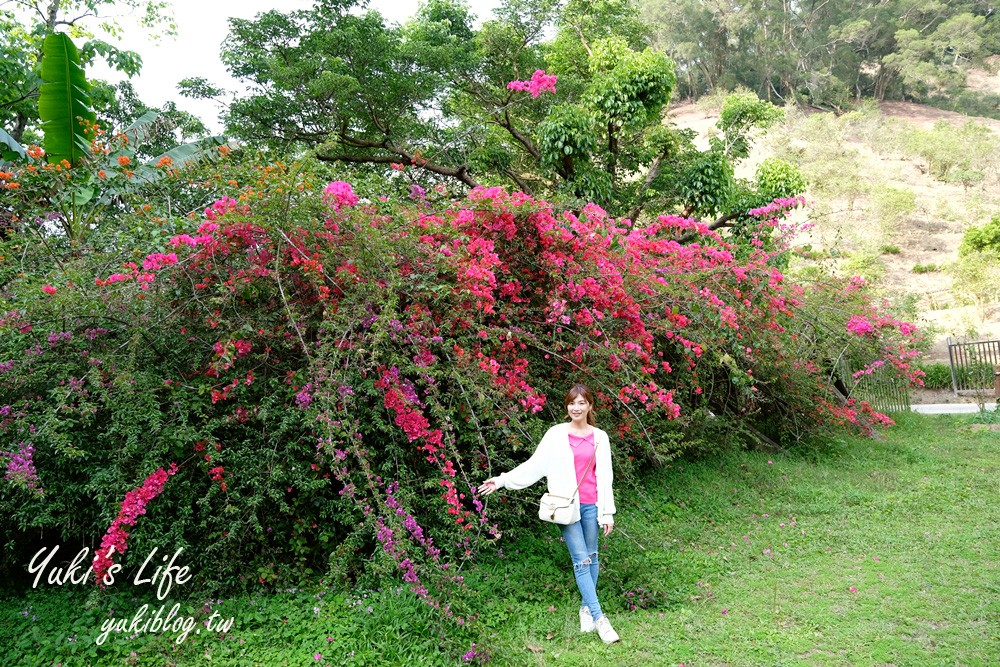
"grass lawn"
2,413,998,666
477,413,1000,666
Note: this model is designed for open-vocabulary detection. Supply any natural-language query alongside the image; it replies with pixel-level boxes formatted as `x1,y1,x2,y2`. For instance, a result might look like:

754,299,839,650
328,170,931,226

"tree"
221,0,799,224
2,29,225,243
640,0,1000,105
885,13,988,95
0,0,172,144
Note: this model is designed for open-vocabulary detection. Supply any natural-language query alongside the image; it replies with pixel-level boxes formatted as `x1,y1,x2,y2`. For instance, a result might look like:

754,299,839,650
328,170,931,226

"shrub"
0,166,923,626
917,362,952,390
898,121,1000,182
870,186,917,239
948,250,1000,320
842,252,886,283
960,215,1000,257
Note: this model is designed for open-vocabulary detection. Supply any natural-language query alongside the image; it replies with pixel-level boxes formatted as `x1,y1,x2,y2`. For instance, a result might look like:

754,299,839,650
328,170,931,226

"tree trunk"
12,111,28,143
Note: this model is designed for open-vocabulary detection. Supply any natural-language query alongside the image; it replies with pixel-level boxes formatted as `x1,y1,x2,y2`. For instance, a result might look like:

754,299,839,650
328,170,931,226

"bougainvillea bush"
0,160,922,616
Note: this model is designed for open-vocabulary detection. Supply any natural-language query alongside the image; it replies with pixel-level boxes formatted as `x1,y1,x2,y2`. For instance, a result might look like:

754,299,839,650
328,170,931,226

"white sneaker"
579,606,595,633
594,614,620,644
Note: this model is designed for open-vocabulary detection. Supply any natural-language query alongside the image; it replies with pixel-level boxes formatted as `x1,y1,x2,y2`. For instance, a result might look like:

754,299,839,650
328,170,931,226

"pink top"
568,430,598,504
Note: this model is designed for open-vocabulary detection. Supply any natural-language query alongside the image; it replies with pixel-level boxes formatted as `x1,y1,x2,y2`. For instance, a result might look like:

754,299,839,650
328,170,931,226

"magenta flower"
92,464,178,585
507,70,558,97
846,315,875,336
3,441,43,495
323,181,359,210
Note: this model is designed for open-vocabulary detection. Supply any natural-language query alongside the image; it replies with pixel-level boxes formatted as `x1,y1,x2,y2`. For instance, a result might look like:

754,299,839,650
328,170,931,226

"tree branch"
502,168,532,194
318,134,481,189
627,154,666,223
497,109,540,160
572,23,593,57
708,210,743,230
607,120,619,186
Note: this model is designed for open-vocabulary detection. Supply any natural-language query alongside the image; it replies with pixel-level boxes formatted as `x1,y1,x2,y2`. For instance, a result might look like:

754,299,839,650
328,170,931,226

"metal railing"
947,337,1000,394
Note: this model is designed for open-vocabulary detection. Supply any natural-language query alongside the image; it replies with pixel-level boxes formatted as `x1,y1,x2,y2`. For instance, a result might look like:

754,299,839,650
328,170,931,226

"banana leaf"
122,110,164,149
0,127,27,163
38,33,97,166
133,135,228,184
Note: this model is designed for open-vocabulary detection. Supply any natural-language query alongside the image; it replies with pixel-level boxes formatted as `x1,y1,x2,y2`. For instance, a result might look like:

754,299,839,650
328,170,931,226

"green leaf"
0,127,27,162
122,110,163,149
133,136,227,184
38,33,97,166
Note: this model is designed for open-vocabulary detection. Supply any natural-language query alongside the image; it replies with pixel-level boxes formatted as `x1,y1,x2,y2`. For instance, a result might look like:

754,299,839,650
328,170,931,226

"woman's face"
566,394,591,422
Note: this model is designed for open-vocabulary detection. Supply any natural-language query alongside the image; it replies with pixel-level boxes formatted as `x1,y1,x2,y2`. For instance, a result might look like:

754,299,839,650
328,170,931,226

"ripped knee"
572,556,592,574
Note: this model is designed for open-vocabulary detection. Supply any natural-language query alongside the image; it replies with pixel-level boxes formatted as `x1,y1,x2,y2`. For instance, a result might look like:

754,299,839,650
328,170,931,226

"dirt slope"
668,97,1000,364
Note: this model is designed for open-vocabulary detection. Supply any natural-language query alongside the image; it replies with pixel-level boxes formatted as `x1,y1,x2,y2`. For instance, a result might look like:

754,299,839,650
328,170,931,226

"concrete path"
911,403,989,414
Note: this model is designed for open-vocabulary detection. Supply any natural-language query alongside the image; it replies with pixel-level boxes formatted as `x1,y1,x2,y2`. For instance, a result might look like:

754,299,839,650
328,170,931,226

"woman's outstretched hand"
479,479,499,496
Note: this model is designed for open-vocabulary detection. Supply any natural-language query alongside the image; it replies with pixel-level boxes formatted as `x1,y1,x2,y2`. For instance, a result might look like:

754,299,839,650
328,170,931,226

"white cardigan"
489,422,616,526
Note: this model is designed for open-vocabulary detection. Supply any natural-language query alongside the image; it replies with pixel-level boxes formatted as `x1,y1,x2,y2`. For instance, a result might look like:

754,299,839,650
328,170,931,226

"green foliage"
781,111,869,209
0,1,175,147
754,157,807,204
4,107,226,241
674,146,734,218
717,92,784,159
925,90,1000,122
898,120,1000,182
842,251,886,283
959,215,1000,257
0,586,473,666
641,0,1000,105
0,126,26,162
8,416,999,665
38,34,97,167
537,103,597,172
947,249,1000,319
870,185,916,226
879,245,901,254
220,0,788,224
587,40,676,128
912,263,939,273
89,80,212,159
916,361,952,390
884,13,987,95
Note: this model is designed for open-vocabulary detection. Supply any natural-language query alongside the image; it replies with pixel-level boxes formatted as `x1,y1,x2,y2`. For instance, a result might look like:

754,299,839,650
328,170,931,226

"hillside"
669,95,1000,369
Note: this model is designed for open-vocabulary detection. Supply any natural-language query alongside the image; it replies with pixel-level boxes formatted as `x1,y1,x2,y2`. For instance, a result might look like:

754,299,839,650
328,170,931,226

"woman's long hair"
563,383,596,426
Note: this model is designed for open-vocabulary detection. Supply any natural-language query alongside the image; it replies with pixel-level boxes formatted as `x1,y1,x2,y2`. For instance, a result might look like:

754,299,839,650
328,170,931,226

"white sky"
87,0,502,133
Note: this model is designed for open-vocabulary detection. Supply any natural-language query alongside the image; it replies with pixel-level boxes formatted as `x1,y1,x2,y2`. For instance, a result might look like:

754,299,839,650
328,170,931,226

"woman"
480,383,620,644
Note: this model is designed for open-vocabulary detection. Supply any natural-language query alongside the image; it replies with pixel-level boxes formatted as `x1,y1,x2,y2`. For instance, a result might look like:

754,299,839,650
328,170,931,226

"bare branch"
317,134,481,188
627,155,667,223
502,168,533,194
708,210,743,230
498,109,540,160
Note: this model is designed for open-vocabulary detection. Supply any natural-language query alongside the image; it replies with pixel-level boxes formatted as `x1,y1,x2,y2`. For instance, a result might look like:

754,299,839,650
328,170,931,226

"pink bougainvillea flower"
41,285,57,295
846,315,875,336
507,70,558,97
92,464,178,585
323,181,359,211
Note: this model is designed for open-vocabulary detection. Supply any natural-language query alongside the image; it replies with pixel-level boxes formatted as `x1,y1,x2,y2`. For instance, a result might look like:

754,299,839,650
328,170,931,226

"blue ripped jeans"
559,503,602,620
